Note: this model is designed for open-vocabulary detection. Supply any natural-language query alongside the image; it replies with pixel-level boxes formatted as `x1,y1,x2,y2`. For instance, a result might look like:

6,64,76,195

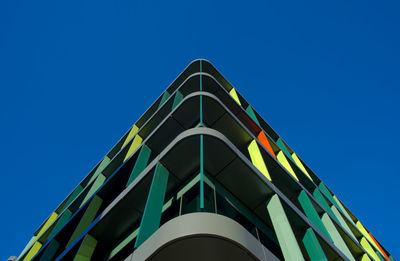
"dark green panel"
246,105,260,126
172,91,183,110
318,183,342,211
313,189,339,223
302,228,328,261
298,190,332,242
73,234,98,261
47,210,72,240
39,239,60,261
67,195,103,248
276,138,294,161
59,185,83,213
135,163,169,247
126,144,152,187
158,91,170,109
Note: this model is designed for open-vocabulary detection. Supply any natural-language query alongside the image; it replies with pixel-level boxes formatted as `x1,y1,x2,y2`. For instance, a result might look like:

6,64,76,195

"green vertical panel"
67,195,103,248
39,239,60,261
276,138,294,161
135,163,169,247
47,210,72,240
88,156,110,185
298,190,332,242
331,206,356,240
302,228,328,261
73,234,98,261
332,195,356,226
266,194,305,261
321,213,355,261
245,105,260,126
60,185,84,213
389,256,396,261
126,144,152,187
376,252,386,261
171,91,183,110
157,91,170,109
319,183,342,210
313,189,339,223
80,174,106,207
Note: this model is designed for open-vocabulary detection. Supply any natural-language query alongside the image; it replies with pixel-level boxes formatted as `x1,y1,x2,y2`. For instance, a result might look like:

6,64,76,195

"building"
16,59,395,261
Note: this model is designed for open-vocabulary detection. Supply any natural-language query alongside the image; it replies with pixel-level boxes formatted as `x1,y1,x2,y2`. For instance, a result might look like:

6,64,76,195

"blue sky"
1,0,399,259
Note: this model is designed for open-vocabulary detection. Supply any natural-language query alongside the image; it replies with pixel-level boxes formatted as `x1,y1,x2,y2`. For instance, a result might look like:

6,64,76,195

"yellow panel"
291,153,313,181
36,212,58,238
229,88,242,105
18,236,37,259
248,140,271,181
361,237,380,261
357,221,382,255
277,151,299,181
123,134,143,162
23,241,42,261
122,125,139,149
362,254,373,261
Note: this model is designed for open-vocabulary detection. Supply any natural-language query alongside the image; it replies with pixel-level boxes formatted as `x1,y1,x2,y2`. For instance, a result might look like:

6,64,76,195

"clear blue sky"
1,0,399,259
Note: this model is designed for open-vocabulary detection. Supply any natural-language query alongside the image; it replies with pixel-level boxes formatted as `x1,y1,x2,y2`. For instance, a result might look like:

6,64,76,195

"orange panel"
369,232,390,261
257,131,276,158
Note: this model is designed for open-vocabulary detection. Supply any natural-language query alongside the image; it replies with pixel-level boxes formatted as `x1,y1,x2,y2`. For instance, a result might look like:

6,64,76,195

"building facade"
17,60,395,261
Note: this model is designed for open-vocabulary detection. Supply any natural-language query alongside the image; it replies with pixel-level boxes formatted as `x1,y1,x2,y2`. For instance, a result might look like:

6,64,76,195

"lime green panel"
126,144,151,187
276,138,294,161
60,185,83,214
361,237,381,261
135,163,169,247
18,236,37,259
67,195,103,248
298,190,332,242
73,234,98,261
23,241,42,261
158,91,170,109
245,105,260,126
80,174,106,207
332,195,356,226
247,140,271,181
302,228,328,261
331,205,356,240
38,239,60,261
123,134,143,162
37,212,58,238
88,156,110,185
291,153,313,181
321,213,355,261
121,125,139,149
277,151,298,181
172,91,183,110
363,254,373,261
313,189,339,223
356,221,381,254
47,210,72,240
229,88,242,105
266,194,305,261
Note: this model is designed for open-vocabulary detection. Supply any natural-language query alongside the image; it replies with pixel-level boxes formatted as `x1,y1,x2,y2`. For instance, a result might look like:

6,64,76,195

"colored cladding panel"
47,210,72,240
135,163,169,247
121,125,139,149
19,236,37,259
389,256,396,261
291,153,313,181
123,134,143,162
39,239,60,261
247,140,272,181
88,156,110,185
357,221,382,254
361,237,381,261
369,233,391,261
277,151,299,181
23,241,42,261
73,234,98,261
363,254,373,261
321,213,355,261
80,174,106,207
67,195,103,248
245,105,260,126
126,144,152,187
229,88,242,105
60,185,83,214
332,195,355,226
319,183,342,212
266,194,305,261
109,227,139,259
157,91,170,109
302,228,328,261
377,252,387,261
37,212,58,238
298,190,332,242
257,131,276,158
276,138,294,161
331,206,356,240
172,91,183,110
313,189,339,223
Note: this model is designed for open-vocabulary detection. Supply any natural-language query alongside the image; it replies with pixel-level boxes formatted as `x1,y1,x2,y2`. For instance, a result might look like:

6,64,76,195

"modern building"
16,59,395,261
